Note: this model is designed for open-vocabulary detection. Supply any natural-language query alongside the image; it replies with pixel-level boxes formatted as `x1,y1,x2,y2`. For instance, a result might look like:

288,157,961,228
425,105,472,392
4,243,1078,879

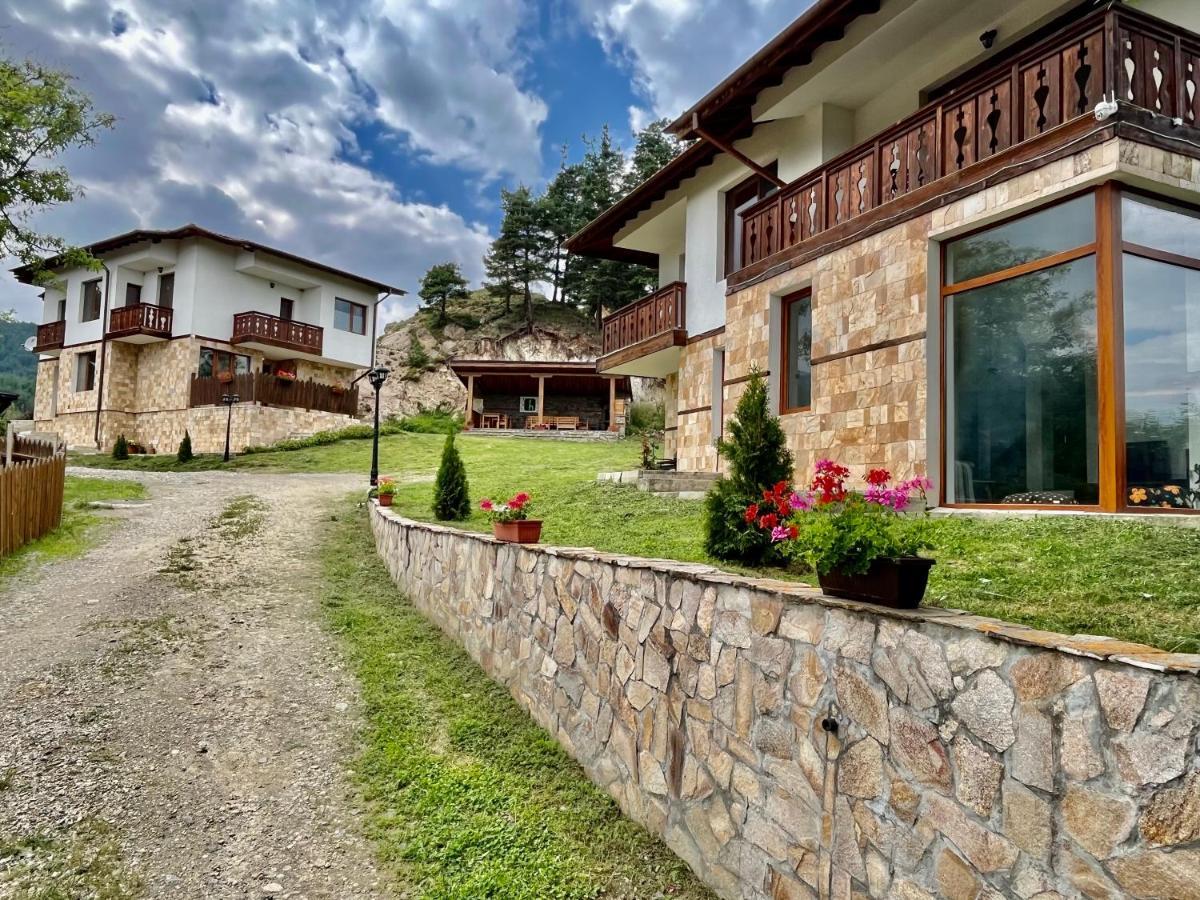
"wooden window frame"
519,396,538,413
158,272,175,309
81,278,102,322
335,297,367,335
279,297,294,321
724,163,778,278
780,289,813,415
939,181,1200,515
199,347,251,379
74,350,97,392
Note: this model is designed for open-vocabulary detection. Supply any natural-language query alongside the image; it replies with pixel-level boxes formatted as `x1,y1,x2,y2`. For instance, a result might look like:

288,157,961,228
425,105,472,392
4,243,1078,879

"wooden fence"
0,450,66,557
189,372,359,417
11,435,59,462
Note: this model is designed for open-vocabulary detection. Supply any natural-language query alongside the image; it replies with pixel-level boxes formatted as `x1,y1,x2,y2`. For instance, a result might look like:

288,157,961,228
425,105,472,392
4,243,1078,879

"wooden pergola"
448,359,633,432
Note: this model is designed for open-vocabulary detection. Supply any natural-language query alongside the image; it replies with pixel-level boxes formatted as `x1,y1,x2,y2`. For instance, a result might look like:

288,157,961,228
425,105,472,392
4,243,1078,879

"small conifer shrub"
432,430,471,521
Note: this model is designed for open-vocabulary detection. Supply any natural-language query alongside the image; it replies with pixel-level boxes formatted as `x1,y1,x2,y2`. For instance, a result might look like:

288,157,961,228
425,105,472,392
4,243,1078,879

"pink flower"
513,492,530,504
789,492,815,512
770,525,792,543
479,498,494,511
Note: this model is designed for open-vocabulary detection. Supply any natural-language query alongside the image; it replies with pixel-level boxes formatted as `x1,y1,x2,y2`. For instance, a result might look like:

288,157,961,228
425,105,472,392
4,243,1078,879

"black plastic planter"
817,556,935,609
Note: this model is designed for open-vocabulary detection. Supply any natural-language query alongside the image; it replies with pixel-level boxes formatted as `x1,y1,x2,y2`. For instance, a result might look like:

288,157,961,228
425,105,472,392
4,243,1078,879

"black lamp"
367,366,390,488
221,393,239,462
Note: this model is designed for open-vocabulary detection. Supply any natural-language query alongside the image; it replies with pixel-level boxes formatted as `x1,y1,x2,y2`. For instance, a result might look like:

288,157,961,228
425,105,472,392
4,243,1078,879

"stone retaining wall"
369,504,1200,900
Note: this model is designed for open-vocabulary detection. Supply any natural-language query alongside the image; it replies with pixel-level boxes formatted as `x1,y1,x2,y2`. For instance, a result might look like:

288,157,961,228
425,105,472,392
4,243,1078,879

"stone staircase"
596,468,720,500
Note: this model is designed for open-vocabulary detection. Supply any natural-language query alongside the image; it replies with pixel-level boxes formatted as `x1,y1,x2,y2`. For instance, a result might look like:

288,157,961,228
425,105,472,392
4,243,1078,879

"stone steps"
597,469,720,499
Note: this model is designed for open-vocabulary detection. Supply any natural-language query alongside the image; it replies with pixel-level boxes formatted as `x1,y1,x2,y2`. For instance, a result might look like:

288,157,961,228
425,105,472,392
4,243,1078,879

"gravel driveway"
0,469,388,898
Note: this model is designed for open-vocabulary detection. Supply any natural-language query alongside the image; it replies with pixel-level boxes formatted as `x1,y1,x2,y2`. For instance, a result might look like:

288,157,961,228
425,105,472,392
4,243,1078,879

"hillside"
369,291,636,420
0,319,38,418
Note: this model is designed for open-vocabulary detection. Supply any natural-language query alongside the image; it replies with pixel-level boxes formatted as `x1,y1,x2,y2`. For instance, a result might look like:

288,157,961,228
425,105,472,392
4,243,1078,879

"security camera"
1094,93,1119,121
980,29,997,49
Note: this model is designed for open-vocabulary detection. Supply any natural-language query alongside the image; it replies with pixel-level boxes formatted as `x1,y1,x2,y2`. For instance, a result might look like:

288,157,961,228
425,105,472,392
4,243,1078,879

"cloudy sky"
1,0,807,324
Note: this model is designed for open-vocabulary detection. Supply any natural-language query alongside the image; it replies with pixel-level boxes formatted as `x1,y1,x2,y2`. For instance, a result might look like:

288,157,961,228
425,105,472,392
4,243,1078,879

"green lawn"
321,499,713,900
0,476,147,582
71,429,1200,652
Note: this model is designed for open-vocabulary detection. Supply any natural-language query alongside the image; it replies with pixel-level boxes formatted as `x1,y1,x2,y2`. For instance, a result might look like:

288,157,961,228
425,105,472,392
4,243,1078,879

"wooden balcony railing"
738,5,1200,272
601,282,686,357
232,311,323,356
107,303,173,339
189,372,358,417
34,320,65,352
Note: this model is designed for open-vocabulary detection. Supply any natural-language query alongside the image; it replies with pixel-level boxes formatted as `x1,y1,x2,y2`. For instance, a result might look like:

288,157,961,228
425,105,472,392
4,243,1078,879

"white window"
74,351,97,392
520,396,539,413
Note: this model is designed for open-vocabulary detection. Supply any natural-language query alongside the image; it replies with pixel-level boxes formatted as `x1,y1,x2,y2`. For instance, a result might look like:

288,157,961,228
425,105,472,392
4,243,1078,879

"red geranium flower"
759,512,778,530
744,503,759,524
866,468,891,486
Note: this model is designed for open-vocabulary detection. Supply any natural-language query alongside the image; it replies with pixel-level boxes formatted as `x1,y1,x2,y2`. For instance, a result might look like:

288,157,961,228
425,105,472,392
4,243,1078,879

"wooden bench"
524,415,583,430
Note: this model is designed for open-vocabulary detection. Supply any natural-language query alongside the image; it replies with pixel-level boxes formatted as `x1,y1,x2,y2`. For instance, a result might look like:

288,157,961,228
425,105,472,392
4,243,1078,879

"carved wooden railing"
232,311,323,356
189,372,357,417
601,282,686,357
738,5,1200,271
108,303,173,338
34,320,65,352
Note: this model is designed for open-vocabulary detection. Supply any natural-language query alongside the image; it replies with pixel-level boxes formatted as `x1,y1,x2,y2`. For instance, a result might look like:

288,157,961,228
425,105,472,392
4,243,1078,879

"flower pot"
377,494,393,507
493,519,542,543
817,556,935,609
216,372,234,384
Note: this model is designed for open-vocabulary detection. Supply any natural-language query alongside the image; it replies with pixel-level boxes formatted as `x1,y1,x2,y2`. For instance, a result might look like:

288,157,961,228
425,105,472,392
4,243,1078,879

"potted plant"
331,382,347,396
376,477,397,507
217,370,235,384
275,365,297,383
746,461,934,608
480,492,541,543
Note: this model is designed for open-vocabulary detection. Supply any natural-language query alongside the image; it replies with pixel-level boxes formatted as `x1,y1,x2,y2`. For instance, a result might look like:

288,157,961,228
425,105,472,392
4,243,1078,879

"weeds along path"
0,469,383,898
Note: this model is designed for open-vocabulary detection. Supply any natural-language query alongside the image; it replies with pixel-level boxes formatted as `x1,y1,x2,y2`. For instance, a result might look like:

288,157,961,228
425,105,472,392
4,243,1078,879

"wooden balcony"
736,5,1200,278
33,320,65,355
231,311,323,358
597,281,686,376
107,303,173,342
189,372,358,417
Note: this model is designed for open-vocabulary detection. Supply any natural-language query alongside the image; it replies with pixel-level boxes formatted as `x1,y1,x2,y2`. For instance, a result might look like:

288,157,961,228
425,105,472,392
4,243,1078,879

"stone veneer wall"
370,504,1200,900
33,336,358,452
670,137,1200,486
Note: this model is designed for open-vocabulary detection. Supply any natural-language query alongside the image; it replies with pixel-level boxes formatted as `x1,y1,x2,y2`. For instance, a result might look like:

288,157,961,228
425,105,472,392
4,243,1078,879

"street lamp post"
367,367,390,488
221,393,240,462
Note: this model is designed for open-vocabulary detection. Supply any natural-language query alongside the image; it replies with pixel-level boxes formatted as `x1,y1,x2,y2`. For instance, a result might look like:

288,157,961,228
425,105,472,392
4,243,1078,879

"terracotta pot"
216,372,234,383
492,519,542,543
817,556,935,609
377,494,393,507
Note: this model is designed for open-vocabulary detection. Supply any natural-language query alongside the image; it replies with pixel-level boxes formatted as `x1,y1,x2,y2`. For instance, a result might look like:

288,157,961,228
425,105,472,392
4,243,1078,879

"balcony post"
537,376,546,421
608,377,618,432
465,374,475,430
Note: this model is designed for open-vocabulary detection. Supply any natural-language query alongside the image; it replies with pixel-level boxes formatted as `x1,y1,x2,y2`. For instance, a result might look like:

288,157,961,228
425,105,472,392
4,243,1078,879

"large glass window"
781,291,812,412
944,198,1099,505
81,279,102,322
198,347,251,378
1122,197,1200,509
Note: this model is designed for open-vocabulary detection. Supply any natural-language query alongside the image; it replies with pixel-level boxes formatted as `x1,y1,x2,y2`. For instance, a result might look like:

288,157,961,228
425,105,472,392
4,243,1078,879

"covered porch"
449,360,632,433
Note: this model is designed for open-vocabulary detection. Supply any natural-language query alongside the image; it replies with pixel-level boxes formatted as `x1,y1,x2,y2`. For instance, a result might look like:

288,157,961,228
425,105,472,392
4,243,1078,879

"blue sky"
0,0,808,324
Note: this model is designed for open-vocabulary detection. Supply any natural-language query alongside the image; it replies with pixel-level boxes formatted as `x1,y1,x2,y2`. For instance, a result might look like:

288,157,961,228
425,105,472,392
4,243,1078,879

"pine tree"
418,262,469,327
112,434,129,460
177,430,194,463
540,148,584,304
432,430,471,521
703,369,795,563
482,238,518,315
494,185,551,328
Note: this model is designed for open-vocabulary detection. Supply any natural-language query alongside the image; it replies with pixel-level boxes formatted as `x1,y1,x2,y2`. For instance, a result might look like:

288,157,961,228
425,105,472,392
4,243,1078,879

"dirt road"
0,470,388,898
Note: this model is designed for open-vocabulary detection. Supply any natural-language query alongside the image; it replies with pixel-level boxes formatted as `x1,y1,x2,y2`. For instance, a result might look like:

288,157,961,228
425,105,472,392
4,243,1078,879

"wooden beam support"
537,376,545,419
465,374,474,430
608,377,618,432
692,114,787,189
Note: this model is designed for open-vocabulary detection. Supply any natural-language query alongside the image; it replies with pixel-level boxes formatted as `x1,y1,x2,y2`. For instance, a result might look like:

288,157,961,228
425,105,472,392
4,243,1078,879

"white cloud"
579,0,813,120
0,0,542,321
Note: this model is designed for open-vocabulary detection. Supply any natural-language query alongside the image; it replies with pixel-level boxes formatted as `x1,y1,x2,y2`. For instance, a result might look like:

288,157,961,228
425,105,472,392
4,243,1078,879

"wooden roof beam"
691,114,787,189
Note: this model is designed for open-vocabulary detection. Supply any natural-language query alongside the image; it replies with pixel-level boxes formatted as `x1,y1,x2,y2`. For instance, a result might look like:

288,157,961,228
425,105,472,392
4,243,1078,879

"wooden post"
537,376,546,425
465,375,475,430
608,377,618,432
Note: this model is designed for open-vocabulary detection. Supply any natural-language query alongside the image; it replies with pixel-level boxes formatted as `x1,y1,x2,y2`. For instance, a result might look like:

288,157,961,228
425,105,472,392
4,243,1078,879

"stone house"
568,0,1200,514
19,225,402,453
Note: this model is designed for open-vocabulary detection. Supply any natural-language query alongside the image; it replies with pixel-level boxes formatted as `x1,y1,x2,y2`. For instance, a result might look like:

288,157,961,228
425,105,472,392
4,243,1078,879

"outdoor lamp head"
368,367,390,390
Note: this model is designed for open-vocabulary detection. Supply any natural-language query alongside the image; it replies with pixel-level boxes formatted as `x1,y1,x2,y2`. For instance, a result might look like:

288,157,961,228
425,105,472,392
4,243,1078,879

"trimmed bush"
432,431,471,521
112,434,129,461
703,369,794,564
627,401,665,435
177,430,194,464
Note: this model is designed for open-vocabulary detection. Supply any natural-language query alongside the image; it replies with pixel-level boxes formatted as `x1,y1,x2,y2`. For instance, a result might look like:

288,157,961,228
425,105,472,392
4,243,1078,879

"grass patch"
212,495,266,541
0,477,147,584
320,499,713,900
0,819,140,899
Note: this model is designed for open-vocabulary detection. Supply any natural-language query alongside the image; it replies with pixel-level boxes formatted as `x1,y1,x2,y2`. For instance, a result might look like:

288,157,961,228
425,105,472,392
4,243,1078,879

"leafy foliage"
405,338,432,372
111,434,128,460
431,431,470,521
417,262,469,327
704,370,794,563
0,318,37,419
176,430,193,464
0,57,113,279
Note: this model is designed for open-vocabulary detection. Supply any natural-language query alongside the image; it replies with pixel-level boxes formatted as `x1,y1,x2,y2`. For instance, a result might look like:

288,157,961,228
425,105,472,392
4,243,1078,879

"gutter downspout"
352,289,392,391
93,262,113,449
